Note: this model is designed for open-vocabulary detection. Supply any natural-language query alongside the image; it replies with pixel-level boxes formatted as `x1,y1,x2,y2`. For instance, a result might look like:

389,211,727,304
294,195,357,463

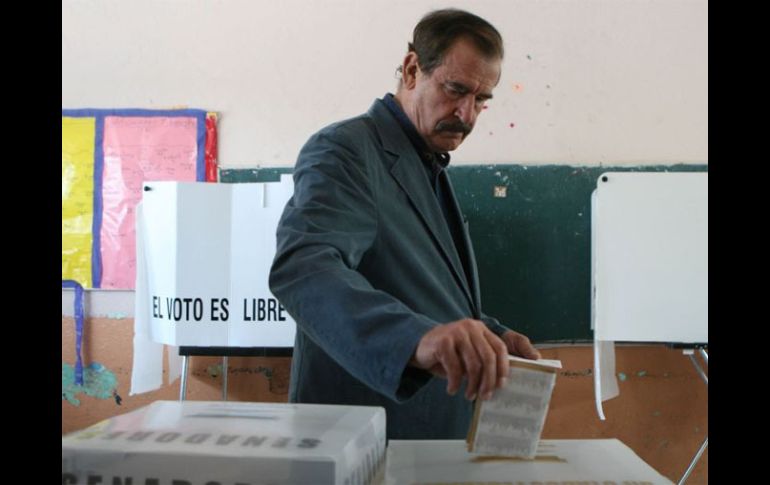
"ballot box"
385,439,674,485
62,400,386,485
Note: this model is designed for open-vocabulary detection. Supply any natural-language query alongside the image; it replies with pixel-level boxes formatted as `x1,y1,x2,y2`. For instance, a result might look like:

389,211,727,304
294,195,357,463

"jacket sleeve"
269,126,435,402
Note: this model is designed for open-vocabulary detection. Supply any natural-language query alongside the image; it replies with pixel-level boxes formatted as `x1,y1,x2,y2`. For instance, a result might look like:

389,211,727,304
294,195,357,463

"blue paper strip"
61,280,85,386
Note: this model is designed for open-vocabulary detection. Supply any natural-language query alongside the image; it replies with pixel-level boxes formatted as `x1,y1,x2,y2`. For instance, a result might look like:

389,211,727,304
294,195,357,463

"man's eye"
446,84,463,97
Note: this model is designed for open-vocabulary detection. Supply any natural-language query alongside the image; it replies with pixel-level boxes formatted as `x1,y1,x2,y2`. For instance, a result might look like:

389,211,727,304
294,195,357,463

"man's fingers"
437,339,464,396
507,331,542,360
468,329,498,400
483,331,509,390
457,338,482,400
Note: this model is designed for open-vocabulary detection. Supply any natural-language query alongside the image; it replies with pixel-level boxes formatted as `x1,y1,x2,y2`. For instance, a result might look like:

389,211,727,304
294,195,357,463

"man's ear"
401,51,420,90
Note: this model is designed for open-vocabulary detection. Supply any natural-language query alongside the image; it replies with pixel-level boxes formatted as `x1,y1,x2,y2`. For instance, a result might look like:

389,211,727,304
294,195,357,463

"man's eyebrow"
446,80,494,100
446,81,470,93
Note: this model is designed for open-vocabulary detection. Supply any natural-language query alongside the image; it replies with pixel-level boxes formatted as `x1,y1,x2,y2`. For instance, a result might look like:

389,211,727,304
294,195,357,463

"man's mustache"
435,119,472,135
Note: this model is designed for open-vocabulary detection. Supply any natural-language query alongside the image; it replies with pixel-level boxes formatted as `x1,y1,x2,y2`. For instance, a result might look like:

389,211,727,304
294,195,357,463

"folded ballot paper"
467,355,562,458
62,400,386,485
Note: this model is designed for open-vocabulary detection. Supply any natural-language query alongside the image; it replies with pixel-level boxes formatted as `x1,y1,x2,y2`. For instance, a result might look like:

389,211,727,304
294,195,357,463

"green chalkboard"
221,164,707,343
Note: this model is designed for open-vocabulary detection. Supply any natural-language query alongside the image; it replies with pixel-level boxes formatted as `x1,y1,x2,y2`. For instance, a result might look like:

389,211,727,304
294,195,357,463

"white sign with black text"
136,177,296,346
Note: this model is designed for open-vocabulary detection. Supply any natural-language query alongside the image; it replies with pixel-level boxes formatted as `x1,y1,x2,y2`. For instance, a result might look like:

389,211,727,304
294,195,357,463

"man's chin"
433,134,466,152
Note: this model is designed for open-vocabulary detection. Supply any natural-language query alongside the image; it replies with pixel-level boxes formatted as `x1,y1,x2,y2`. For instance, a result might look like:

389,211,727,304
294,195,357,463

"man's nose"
454,95,477,127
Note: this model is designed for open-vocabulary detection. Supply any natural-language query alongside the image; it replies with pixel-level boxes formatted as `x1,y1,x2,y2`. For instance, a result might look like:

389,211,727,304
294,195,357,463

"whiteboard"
592,172,707,343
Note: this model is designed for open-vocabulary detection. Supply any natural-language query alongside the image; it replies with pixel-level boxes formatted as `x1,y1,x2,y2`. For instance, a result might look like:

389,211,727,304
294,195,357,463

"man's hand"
500,329,541,360
410,321,542,401
410,319,510,401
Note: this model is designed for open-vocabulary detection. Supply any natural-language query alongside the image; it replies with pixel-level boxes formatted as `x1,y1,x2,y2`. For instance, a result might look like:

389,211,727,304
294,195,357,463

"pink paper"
100,116,199,289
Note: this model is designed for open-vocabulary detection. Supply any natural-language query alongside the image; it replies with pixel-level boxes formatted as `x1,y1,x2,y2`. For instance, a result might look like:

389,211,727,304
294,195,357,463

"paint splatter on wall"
62,362,119,406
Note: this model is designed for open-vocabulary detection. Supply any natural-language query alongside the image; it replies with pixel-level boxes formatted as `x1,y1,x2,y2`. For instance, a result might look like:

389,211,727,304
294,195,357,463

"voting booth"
131,177,296,396
591,171,708,483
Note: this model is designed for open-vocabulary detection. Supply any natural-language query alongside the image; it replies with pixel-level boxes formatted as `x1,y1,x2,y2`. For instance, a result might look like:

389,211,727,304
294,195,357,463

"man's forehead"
436,59,501,91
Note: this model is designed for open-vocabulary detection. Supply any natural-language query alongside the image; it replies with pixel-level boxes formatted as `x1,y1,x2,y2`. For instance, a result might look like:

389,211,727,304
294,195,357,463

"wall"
62,0,707,166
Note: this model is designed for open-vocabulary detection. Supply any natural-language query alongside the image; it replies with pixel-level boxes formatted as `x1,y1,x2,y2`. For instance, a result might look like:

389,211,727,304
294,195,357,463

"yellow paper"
62,116,96,287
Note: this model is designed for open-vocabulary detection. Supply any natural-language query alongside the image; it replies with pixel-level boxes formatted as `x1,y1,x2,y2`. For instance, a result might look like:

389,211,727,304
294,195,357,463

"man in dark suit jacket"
269,9,540,439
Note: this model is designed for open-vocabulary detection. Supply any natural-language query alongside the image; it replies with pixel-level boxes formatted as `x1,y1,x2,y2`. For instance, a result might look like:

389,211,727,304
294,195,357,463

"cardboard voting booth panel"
135,178,296,347
62,400,386,485
591,172,708,418
592,172,708,344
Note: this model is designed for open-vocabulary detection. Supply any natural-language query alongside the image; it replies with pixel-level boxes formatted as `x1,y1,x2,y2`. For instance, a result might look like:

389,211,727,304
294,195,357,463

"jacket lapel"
368,100,476,313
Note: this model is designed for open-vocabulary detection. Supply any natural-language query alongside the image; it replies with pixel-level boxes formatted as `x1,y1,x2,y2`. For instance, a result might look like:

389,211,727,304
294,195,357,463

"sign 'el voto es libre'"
135,177,296,347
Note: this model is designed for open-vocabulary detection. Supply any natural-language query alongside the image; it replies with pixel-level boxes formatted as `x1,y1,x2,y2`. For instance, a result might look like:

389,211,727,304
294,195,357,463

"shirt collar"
382,93,450,172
